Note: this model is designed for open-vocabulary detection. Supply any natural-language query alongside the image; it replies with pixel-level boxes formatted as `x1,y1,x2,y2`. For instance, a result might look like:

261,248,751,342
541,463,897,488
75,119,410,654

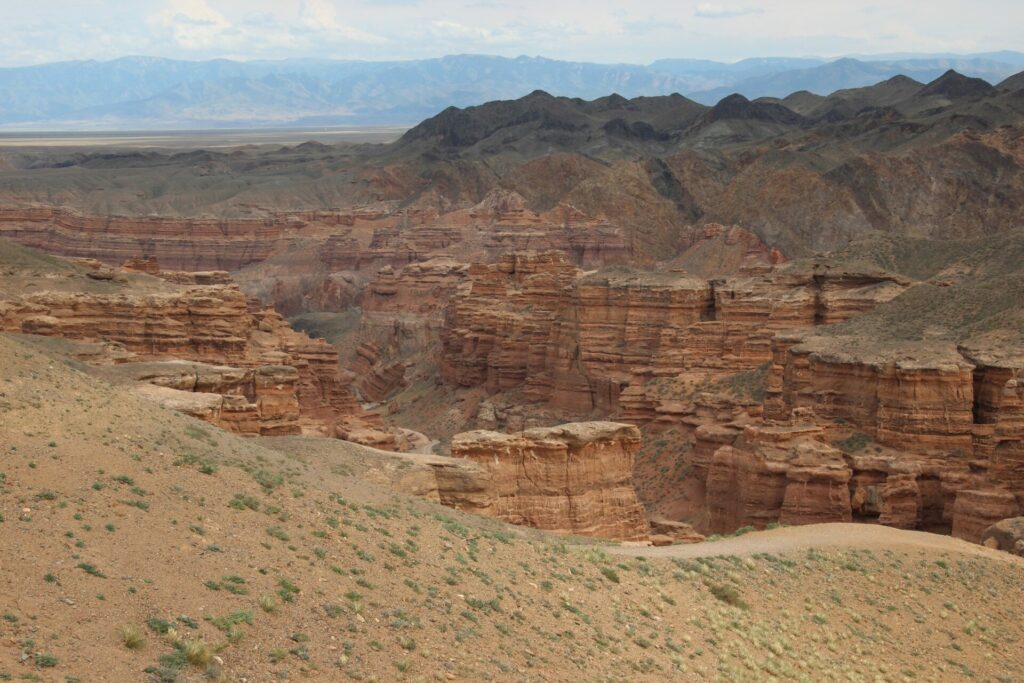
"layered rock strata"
0,254,392,446
687,335,1024,541
0,194,635,281
442,253,907,417
437,422,650,541
128,361,301,436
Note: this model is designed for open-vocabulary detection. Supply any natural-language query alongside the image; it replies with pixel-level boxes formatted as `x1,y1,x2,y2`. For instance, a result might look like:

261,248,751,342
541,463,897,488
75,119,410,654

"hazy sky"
4,0,1023,67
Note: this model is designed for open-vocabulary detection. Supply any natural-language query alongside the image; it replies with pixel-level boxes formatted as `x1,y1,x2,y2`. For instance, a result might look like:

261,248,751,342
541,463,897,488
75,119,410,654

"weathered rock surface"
952,490,1021,544
980,517,1024,556
437,422,650,541
0,250,393,446
0,194,634,284
122,361,301,436
441,253,906,417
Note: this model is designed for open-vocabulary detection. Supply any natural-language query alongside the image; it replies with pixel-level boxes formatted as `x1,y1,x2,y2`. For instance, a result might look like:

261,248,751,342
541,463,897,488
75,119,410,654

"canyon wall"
0,256,394,447
0,193,634,281
696,335,1024,538
441,252,907,418
435,250,1024,547
436,422,650,541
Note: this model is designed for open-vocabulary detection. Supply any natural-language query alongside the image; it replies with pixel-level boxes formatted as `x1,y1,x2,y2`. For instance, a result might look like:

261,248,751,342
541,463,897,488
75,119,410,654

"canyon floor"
3,332,1024,683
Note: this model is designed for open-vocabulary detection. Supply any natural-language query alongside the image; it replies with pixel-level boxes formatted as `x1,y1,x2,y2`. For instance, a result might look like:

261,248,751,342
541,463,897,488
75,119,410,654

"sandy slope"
614,522,1024,564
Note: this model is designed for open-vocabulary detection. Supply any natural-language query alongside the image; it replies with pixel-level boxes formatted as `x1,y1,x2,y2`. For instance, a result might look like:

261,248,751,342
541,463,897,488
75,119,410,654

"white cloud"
3,0,1024,66
299,0,386,43
694,3,763,19
151,0,231,50
429,19,521,44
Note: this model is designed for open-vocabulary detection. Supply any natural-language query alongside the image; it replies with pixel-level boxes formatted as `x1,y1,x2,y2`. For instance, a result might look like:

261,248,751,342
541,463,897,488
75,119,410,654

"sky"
3,0,1024,67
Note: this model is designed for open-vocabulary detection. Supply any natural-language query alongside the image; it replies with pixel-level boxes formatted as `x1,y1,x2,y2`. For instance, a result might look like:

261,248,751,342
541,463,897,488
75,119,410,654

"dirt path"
611,523,1024,564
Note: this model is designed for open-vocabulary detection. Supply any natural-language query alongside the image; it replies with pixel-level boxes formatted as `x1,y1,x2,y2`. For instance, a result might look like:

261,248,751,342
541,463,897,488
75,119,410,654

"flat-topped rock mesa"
0,245,395,447
436,422,650,541
441,251,907,416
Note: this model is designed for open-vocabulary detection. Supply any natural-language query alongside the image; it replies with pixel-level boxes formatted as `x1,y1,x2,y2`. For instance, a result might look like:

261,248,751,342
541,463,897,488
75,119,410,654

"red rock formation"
963,348,1024,496
1,286,253,363
0,255,394,448
441,254,906,418
437,422,650,541
0,195,634,285
952,490,1021,543
122,256,160,274
705,424,853,533
767,337,976,453
740,336,1024,540
129,362,301,436
0,206,301,270
441,251,579,392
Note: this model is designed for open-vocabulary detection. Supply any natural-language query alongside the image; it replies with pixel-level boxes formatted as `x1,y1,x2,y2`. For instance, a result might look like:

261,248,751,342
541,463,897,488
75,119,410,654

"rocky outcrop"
1,285,254,363
131,362,300,436
766,337,976,453
0,206,301,271
962,348,1024,494
0,252,394,447
705,424,853,533
952,490,1021,543
441,251,579,392
0,195,634,285
666,333,1018,537
350,258,471,402
981,517,1024,556
437,422,649,541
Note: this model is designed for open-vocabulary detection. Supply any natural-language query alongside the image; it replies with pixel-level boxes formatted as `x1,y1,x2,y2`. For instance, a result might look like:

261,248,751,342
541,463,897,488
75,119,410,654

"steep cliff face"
767,337,977,453
705,425,853,533
0,206,300,271
353,258,470,401
0,248,394,447
440,251,579,392
428,248,1024,547
0,285,254,363
441,254,907,418
712,335,1024,541
437,422,650,541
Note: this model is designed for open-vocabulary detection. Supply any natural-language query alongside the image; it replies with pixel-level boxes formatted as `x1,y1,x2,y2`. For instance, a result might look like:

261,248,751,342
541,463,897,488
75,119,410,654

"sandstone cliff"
441,253,907,418
0,245,394,447
437,422,650,541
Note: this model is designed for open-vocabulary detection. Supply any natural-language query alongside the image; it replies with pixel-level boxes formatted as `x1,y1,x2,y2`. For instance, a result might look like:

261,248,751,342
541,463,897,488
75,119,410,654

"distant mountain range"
3,53,1024,130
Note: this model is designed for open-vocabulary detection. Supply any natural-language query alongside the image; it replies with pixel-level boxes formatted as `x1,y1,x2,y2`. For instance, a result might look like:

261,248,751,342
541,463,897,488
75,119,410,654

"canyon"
1,69,1023,550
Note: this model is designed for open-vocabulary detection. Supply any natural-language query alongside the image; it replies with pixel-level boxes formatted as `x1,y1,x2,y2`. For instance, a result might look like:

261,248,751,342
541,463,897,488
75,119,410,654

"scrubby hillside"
1,332,1023,682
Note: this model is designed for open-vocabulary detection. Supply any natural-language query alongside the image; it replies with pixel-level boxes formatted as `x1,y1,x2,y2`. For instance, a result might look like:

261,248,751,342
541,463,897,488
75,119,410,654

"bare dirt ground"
614,522,1024,564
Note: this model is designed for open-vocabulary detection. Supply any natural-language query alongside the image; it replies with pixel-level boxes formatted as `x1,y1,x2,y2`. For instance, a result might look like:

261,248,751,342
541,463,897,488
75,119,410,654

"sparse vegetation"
120,624,145,650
